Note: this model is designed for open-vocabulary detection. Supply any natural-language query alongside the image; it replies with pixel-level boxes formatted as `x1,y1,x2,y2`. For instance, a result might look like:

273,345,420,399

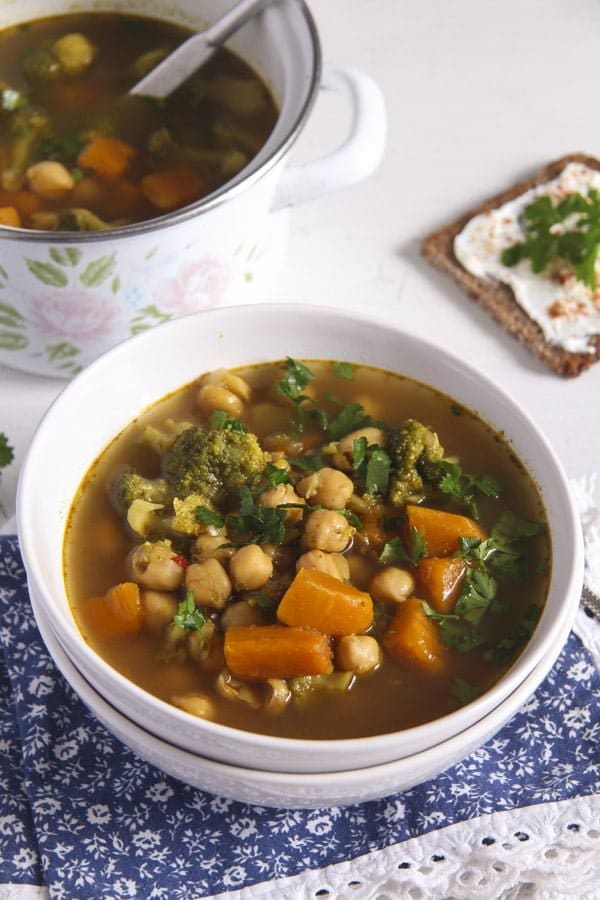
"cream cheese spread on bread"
454,162,600,353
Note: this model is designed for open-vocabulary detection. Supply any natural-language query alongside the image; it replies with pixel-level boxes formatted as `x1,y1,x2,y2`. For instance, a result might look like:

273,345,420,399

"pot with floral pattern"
0,0,386,377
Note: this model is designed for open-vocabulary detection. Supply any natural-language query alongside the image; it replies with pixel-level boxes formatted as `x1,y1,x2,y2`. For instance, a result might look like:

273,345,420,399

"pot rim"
0,0,322,244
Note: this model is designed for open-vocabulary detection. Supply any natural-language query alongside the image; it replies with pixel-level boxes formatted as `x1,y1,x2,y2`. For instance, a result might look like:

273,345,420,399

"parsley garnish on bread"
421,153,600,377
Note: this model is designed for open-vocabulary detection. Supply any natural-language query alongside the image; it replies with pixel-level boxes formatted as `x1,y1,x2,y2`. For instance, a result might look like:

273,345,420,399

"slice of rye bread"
421,153,600,377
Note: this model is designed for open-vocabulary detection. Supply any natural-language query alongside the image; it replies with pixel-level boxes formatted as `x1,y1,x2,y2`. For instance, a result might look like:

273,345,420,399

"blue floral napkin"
1,535,598,899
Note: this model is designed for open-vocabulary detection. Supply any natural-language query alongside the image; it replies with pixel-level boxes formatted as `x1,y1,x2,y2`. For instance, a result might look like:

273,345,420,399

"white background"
2,0,600,524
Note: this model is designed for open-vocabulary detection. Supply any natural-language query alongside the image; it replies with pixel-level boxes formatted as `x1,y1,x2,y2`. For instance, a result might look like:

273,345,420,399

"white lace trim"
569,474,600,598
0,888,49,899
214,795,600,900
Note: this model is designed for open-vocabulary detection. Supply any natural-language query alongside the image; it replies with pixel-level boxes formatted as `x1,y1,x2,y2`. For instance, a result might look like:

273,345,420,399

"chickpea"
259,482,304,524
26,161,74,199
52,33,96,73
200,369,251,401
170,693,215,719
296,467,354,510
303,509,354,553
196,384,243,418
369,567,415,604
338,426,386,456
186,559,232,609
296,549,350,581
193,533,234,564
126,541,185,591
346,553,378,590
336,635,382,674
142,590,179,631
220,600,265,630
230,544,273,591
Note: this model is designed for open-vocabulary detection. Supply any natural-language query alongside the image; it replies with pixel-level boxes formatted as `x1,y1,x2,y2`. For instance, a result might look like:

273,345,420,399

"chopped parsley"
173,590,207,632
501,190,600,290
276,357,315,405
379,527,425,567
352,436,391,496
332,361,354,380
427,458,502,519
209,410,248,433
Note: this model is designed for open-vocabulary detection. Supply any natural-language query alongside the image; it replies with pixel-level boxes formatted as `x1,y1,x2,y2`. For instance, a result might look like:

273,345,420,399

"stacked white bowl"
17,305,584,808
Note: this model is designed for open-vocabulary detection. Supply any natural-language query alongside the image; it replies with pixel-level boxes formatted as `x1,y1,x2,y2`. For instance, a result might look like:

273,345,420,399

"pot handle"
271,63,386,210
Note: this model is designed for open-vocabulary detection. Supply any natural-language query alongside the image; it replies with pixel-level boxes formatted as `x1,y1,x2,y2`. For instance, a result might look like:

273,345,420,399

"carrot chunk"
77,137,136,180
415,556,467,613
0,206,21,227
406,504,486,557
277,567,373,636
141,165,207,211
80,581,142,639
104,581,143,632
382,598,449,674
224,624,333,680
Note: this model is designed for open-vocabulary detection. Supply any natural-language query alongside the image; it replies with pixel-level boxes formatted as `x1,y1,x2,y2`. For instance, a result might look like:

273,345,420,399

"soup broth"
64,360,551,740
0,13,278,230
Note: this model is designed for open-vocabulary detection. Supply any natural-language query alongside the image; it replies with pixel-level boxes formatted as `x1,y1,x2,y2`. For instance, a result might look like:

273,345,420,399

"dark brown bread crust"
421,153,600,377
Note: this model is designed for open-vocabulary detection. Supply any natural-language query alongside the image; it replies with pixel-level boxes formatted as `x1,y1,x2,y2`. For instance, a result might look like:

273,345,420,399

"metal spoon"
129,0,277,99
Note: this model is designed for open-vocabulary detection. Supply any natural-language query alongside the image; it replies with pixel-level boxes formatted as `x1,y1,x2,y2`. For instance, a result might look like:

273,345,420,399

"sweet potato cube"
277,567,373,635
415,556,467,613
382,598,449,674
77,137,136,180
141,165,207,211
224,624,333,680
0,206,21,227
81,581,143,639
406,504,486,557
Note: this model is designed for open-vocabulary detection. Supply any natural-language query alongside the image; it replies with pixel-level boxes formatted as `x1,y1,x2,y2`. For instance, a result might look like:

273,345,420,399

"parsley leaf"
379,527,425,567
327,402,369,440
0,433,14,469
332,361,354,380
484,604,541,664
352,436,391,496
288,453,324,472
263,462,293,487
173,590,207,632
209,410,248,433
427,459,502,518
276,357,315,405
195,506,225,528
226,485,287,545
501,189,600,290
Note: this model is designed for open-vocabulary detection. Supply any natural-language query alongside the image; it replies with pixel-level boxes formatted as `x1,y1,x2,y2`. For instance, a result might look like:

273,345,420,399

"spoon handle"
205,0,275,46
129,0,276,99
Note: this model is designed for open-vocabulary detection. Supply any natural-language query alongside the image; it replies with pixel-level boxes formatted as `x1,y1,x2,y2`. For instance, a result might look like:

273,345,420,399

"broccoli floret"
162,426,269,505
387,418,444,507
109,469,171,515
171,494,214,536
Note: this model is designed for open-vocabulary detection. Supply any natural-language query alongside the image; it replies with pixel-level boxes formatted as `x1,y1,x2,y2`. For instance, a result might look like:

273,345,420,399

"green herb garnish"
332,361,354,380
427,459,502,519
263,461,293,488
173,590,207,632
277,357,315,405
451,678,480,705
227,485,287,545
352,436,391,496
501,190,600,290
209,409,248,433
379,527,425,568
195,506,225,528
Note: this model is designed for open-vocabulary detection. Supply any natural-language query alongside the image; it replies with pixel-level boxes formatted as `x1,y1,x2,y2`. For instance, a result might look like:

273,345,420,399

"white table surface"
2,0,600,524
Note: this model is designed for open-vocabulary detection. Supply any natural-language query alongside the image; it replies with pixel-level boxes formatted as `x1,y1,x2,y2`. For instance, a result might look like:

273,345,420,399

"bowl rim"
16,302,585,771
0,0,322,243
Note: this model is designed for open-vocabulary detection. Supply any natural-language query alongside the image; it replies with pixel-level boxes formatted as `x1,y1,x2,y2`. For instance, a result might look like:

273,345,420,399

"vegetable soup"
0,13,278,230
64,360,551,740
